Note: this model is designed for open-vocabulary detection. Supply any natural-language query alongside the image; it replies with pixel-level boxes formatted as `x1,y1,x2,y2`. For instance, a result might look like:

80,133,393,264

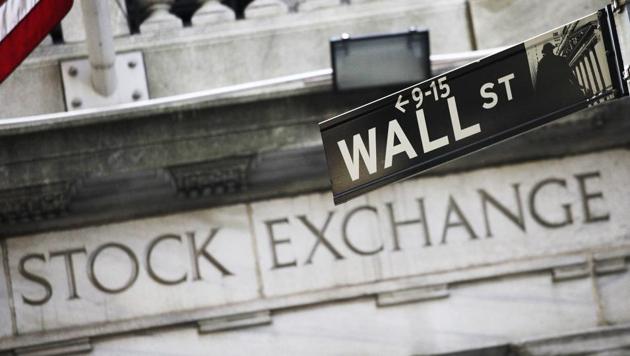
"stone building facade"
0,0,629,355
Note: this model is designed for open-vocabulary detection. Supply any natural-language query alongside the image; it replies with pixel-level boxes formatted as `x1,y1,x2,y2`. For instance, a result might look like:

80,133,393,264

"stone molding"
197,310,272,334
427,323,630,355
168,157,251,198
1,246,629,353
376,284,449,307
13,338,92,356
0,95,629,238
0,183,74,224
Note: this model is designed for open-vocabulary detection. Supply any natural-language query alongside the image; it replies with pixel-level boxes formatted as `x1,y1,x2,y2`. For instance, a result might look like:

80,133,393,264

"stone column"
137,0,182,33
191,0,234,26
244,0,288,19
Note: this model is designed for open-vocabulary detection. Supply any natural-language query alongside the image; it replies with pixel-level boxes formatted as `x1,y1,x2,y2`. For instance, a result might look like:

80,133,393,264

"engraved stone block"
7,204,259,334
251,150,630,297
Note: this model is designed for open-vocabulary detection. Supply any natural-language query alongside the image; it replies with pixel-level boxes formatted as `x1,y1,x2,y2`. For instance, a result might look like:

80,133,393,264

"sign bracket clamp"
612,0,627,13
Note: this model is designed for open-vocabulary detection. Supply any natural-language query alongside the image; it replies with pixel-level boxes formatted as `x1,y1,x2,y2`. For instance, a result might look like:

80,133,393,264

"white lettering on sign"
449,96,481,141
480,82,498,109
417,108,450,153
498,73,516,101
481,73,517,110
337,128,378,181
335,73,521,182
384,119,417,169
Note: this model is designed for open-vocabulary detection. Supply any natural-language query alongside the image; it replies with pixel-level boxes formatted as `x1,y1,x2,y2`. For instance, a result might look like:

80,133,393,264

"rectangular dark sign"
320,9,627,205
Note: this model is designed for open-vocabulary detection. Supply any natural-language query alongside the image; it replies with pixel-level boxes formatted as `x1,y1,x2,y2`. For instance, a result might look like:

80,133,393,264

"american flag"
0,0,73,84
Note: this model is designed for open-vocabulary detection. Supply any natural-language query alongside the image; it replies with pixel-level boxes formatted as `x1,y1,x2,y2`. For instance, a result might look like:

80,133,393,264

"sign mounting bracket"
60,51,150,111
612,0,627,13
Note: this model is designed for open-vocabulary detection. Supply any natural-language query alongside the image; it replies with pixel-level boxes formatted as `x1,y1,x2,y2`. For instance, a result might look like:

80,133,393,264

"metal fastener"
132,90,142,101
68,66,78,77
128,60,137,69
71,98,82,108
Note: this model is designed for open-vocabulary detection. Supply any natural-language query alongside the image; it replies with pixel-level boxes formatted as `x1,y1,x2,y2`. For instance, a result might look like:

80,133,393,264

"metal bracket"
612,0,628,13
60,51,149,111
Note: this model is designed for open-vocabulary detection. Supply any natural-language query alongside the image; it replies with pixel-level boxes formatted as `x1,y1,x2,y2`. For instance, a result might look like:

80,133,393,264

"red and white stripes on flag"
0,0,41,42
0,0,73,84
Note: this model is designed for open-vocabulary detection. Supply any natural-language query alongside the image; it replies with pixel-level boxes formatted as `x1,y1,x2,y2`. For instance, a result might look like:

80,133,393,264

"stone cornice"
0,89,629,238
0,182,74,224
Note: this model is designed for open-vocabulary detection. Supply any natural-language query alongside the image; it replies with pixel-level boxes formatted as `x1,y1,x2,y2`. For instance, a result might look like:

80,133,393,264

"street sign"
320,8,628,205
0,0,74,84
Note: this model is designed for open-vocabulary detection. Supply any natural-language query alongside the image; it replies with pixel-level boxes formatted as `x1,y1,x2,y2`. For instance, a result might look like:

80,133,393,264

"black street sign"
320,8,628,205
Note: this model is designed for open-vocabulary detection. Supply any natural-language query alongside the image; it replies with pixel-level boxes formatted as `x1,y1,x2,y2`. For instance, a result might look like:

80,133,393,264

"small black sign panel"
320,10,626,205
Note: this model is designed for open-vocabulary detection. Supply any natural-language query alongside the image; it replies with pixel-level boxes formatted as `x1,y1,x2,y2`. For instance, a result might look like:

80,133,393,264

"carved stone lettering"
251,151,628,297
8,205,258,334
5,151,629,333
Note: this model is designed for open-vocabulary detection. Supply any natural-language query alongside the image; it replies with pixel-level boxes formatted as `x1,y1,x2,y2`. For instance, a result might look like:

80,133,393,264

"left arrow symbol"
395,95,409,113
